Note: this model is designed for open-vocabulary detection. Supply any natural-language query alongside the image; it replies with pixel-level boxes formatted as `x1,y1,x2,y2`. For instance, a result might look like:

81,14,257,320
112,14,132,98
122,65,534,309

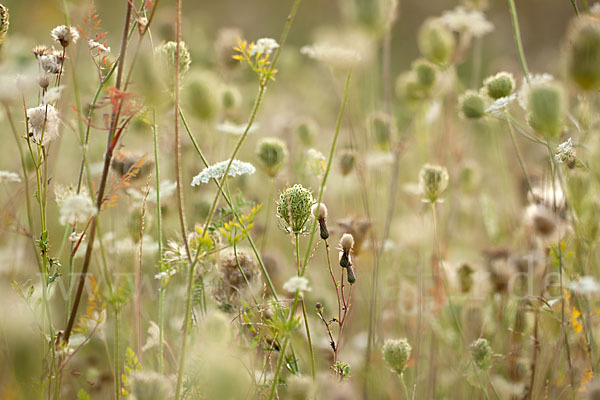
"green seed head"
568,18,600,90
295,119,317,146
413,58,438,90
419,164,449,203
256,138,288,177
483,71,515,99
527,82,567,141
339,149,356,176
276,184,314,234
368,112,395,151
459,90,486,119
382,338,412,375
157,41,191,77
470,338,493,370
418,18,456,65
185,73,219,121
221,85,242,111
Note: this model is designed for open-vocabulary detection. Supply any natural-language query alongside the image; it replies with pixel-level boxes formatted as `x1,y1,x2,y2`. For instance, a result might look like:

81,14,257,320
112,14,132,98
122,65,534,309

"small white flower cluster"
0,171,21,183
88,39,111,53
517,73,554,110
59,193,97,226
154,268,177,281
485,93,516,114
250,38,279,56
568,276,600,296
305,148,326,177
283,276,311,295
300,43,361,67
191,160,256,186
27,105,61,145
51,25,80,47
555,138,575,164
216,120,258,136
440,6,494,38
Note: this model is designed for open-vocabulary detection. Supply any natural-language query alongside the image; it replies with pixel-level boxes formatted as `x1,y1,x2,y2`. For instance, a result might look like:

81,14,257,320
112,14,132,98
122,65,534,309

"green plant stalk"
114,309,121,400
268,335,290,399
296,233,316,379
400,373,410,400
174,260,196,400
569,0,580,16
504,109,534,196
268,69,352,398
507,0,530,83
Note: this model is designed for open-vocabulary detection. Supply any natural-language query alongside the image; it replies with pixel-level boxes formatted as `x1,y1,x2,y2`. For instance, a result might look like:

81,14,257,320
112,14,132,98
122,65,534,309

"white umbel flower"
283,276,311,295
0,171,21,183
568,276,600,296
27,105,60,145
216,121,258,136
59,194,97,226
555,138,575,164
300,43,361,67
191,160,256,186
250,38,279,56
51,25,80,47
440,7,494,38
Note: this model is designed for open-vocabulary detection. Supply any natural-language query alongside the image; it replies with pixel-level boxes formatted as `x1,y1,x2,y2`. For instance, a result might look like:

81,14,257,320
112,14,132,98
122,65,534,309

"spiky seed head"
419,164,449,203
459,90,486,119
527,82,566,141
340,233,355,253
0,5,9,46
470,338,492,369
185,73,219,121
156,41,191,76
276,184,314,234
568,18,600,90
382,338,412,375
483,72,515,99
418,17,455,65
338,149,356,176
256,137,288,177
311,203,328,221
412,58,438,90
368,112,395,151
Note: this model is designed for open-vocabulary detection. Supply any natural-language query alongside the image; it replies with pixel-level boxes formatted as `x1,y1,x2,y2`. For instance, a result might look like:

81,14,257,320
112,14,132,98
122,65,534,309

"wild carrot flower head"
191,160,256,186
276,184,314,234
249,38,279,56
59,193,97,226
300,43,361,67
555,138,576,165
282,276,311,295
382,338,412,375
567,276,600,296
27,105,60,145
51,25,79,47
256,137,288,177
419,163,449,203
156,41,191,75
0,171,21,183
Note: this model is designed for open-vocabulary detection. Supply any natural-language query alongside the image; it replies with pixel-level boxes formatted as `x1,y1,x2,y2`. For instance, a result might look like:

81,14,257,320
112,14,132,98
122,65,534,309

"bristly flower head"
418,18,456,65
27,105,60,145
483,71,515,100
382,338,412,375
283,276,311,295
517,73,554,110
256,137,288,177
156,41,191,76
249,38,279,56
419,164,449,203
191,160,256,186
459,90,486,119
567,17,600,90
312,203,329,240
59,193,97,226
276,184,314,234
527,82,567,141
51,25,79,47
470,338,492,369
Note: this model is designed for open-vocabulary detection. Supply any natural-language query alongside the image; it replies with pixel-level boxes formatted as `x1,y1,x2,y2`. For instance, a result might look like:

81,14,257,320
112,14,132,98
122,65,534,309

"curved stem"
296,233,315,379
507,0,530,83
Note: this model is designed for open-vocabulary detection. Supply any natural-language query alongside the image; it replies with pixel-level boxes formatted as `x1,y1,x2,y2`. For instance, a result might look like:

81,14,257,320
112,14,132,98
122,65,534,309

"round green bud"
527,83,566,141
295,119,317,146
419,163,449,203
338,149,356,176
382,338,412,375
276,184,314,234
418,18,456,65
568,18,600,90
347,265,357,284
185,73,219,121
483,72,515,99
221,85,242,111
459,90,486,119
470,338,492,370
368,112,395,151
413,58,438,90
256,137,288,177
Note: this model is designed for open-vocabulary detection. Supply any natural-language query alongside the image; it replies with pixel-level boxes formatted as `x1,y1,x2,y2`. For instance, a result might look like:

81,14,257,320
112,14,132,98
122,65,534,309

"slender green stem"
504,109,534,197
400,374,410,400
569,0,580,16
507,0,530,83
296,234,315,379
174,261,196,400
114,310,121,400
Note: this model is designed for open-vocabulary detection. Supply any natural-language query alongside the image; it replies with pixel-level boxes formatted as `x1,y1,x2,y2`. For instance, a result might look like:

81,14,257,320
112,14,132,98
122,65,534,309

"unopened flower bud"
470,338,492,370
347,265,357,284
311,203,329,240
382,338,412,375
413,58,438,90
418,18,455,65
339,233,354,268
276,184,314,234
339,149,356,176
568,18,600,90
419,164,449,203
459,90,486,119
256,137,288,177
527,82,566,141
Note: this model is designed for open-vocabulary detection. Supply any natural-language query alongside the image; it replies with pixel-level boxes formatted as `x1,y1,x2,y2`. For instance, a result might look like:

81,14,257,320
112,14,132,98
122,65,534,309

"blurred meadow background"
1,0,599,399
